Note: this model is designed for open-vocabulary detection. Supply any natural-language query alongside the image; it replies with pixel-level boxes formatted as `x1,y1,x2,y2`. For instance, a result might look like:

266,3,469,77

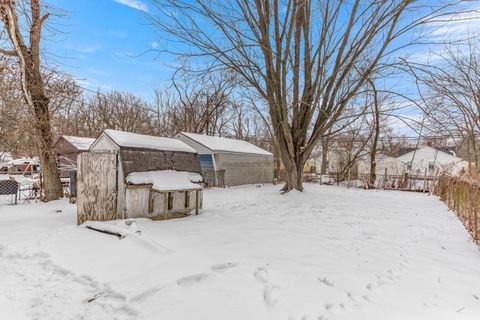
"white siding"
397,146,467,175
358,156,406,175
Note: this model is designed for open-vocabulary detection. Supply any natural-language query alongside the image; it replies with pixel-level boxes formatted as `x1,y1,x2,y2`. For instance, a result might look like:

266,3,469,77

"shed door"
199,154,216,186
77,152,118,225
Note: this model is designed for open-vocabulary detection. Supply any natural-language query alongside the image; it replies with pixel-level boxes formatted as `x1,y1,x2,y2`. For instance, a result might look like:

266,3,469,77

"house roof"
8,157,39,166
396,146,461,163
126,170,202,191
103,129,197,153
397,146,455,157
180,132,272,156
63,136,96,151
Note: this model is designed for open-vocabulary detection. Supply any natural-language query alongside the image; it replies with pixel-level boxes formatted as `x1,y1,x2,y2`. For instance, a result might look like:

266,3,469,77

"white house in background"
358,154,406,175
396,146,468,175
175,132,274,187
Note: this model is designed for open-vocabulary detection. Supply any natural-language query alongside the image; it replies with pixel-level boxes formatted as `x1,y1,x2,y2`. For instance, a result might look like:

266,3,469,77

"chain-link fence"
0,176,39,205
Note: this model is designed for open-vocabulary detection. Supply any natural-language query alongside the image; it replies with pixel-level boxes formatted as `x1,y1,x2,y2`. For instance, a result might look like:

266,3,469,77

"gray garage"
175,132,274,187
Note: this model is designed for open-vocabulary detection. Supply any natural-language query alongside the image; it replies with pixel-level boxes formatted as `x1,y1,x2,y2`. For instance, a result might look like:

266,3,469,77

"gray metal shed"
77,129,203,225
175,132,274,187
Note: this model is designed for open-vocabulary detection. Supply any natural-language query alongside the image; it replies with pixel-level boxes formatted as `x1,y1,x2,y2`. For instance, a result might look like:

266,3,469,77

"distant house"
396,146,468,175
54,135,95,177
7,158,40,175
77,129,203,225
358,154,406,175
175,132,274,187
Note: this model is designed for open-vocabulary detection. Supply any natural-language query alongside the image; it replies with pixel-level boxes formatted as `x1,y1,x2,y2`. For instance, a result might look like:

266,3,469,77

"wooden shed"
175,132,274,187
77,129,204,225
54,135,95,177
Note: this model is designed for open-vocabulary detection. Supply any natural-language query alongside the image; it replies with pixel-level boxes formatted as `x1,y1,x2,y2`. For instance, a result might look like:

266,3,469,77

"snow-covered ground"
1,184,479,320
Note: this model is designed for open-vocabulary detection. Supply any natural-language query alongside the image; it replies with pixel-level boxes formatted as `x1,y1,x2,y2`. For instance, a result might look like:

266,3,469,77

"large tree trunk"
281,156,304,193
1,0,63,201
32,90,63,201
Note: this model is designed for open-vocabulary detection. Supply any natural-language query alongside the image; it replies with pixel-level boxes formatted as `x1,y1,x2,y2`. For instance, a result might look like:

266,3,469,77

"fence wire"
0,176,39,205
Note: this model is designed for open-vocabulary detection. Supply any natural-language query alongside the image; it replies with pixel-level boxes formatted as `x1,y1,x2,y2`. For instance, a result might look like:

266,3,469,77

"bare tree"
0,0,63,200
150,0,462,192
368,79,380,188
407,40,480,171
171,69,236,135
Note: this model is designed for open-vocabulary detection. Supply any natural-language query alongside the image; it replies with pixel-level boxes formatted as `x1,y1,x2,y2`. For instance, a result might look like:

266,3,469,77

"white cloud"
77,45,103,53
151,41,159,49
424,5,480,41
113,0,148,12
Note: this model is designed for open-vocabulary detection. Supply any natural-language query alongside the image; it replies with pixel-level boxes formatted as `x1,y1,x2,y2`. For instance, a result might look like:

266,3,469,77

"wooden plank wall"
77,152,118,225
119,149,201,177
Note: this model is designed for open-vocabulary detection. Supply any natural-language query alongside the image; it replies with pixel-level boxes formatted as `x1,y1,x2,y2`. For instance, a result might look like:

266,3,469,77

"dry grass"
435,175,480,242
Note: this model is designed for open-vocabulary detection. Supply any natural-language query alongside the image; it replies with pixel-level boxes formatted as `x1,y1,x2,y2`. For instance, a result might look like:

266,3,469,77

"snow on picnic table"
0,184,479,320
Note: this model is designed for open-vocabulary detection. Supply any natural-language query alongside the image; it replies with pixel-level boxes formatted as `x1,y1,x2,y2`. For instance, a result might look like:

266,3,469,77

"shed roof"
103,129,196,153
63,135,96,151
126,170,202,192
180,132,272,155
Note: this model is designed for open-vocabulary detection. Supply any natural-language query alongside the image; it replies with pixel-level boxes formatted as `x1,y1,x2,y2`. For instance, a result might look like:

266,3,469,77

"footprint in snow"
130,286,164,303
264,284,280,307
211,262,237,273
254,267,281,307
254,267,269,283
176,273,209,288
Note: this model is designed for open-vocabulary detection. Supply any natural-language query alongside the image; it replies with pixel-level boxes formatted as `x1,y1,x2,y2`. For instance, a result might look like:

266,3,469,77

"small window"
185,191,190,208
407,164,412,171
167,192,173,210
428,162,434,171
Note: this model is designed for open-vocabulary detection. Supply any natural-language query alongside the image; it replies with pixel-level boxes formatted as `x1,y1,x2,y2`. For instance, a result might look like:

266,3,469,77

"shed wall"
77,152,118,224
125,187,202,220
214,153,273,186
119,149,201,177
90,134,118,152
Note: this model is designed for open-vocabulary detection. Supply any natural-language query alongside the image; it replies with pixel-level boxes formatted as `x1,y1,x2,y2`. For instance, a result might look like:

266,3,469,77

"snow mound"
126,170,202,191
83,220,141,239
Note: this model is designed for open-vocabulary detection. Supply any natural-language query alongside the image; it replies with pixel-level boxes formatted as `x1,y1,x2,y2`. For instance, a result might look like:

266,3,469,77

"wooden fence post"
383,168,387,190
423,168,428,193
347,168,351,189
195,190,199,215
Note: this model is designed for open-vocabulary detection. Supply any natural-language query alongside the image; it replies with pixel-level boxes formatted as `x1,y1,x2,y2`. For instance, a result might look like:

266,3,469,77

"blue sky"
42,0,480,112
45,0,172,101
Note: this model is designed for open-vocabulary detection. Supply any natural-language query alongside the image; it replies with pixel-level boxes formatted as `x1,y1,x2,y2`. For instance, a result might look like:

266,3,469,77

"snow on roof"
63,136,96,151
180,132,272,155
126,170,203,191
396,146,461,163
104,129,196,153
7,157,39,166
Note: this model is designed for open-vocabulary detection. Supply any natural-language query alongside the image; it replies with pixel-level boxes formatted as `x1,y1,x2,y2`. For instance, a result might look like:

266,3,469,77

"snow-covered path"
0,184,479,319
